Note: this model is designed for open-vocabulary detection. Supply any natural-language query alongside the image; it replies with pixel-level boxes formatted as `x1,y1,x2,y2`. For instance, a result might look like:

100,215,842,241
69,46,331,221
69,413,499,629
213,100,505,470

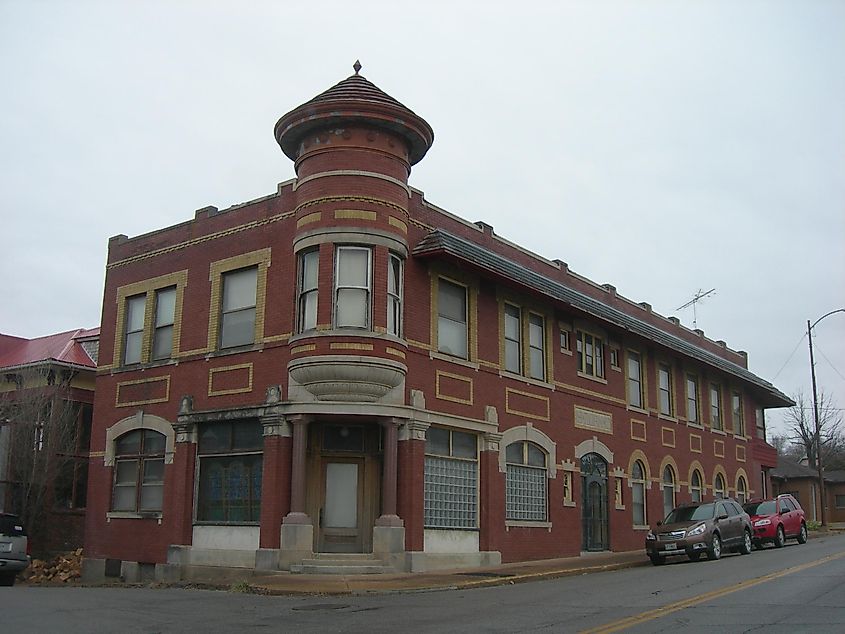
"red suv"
743,494,808,549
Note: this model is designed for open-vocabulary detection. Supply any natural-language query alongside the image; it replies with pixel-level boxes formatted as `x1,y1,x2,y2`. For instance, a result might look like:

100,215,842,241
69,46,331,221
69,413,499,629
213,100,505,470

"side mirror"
656,521,662,527
717,513,729,521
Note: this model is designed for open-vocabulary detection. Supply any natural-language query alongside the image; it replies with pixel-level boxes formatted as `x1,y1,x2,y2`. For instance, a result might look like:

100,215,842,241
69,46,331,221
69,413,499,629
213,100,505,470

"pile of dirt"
23,548,83,584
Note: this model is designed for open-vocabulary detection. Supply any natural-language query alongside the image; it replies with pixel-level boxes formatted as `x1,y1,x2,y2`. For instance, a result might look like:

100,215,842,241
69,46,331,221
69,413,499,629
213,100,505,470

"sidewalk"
248,550,649,595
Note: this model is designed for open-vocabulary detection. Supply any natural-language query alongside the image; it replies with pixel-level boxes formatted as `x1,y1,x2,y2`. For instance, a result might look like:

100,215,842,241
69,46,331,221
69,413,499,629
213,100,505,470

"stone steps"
290,553,392,575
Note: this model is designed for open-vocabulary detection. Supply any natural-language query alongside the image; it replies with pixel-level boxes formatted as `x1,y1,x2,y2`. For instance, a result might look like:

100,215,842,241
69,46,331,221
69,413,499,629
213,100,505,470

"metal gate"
581,453,608,551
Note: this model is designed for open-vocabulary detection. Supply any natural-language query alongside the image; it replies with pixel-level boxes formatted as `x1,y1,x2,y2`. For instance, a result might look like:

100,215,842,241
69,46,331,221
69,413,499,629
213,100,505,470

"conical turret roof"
274,66,434,165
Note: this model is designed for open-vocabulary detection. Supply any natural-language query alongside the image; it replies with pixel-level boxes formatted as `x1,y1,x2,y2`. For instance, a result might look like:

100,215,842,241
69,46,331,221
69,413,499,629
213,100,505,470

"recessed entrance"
306,422,382,554
581,452,609,551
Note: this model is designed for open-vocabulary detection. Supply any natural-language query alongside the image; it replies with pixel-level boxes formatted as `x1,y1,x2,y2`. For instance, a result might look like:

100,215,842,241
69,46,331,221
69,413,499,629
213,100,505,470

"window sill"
627,405,649,415
711,429,727,436
206,343,264,360
611,364,622,372
633,525,651,531
658,414,678,423
506,520,552,530
107,511,162,521
687,421,704,430
563,500,576,508
576,371,608,385
733,434,747,442
289,330,407,347
429,351,479,370
559,348,573,356
499,370,554,391
109,358,179,375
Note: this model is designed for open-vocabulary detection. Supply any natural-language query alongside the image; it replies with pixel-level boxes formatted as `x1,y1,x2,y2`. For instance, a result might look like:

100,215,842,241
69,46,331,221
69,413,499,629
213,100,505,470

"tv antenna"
676,288,716,329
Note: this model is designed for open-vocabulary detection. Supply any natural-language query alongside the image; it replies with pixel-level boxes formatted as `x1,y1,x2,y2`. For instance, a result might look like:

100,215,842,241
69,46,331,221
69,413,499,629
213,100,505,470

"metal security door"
581,453,609,551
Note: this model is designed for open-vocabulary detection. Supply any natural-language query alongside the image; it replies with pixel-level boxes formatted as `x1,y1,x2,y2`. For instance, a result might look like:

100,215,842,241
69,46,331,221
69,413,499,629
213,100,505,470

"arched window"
112,429,166,513
662,466,676,518
736,475,748,504
631,460,647,526
714,473,726,499
505,441,547,521
690,469,703,503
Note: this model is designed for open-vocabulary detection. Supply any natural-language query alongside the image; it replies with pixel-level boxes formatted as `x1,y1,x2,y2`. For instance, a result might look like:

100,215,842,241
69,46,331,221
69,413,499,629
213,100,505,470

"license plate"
0,543,11,553
664,543,677,550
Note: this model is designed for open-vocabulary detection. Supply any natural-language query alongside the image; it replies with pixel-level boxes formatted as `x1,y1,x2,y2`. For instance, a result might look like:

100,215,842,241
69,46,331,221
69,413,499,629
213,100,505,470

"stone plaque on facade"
574,406,613,434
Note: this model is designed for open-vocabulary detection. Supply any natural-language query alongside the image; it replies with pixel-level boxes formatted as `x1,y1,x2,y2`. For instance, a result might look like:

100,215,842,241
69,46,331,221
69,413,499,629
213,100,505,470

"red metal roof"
0,327,99,370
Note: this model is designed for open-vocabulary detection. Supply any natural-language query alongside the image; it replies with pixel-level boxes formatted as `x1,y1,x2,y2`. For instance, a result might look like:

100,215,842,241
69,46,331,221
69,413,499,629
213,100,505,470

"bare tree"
0,366,85,544
782,390,843,470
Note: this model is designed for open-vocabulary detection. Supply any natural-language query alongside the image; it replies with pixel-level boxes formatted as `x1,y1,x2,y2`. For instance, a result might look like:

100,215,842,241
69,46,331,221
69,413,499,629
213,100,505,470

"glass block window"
197,419,263,523
424,428,477,528
505,441,547,521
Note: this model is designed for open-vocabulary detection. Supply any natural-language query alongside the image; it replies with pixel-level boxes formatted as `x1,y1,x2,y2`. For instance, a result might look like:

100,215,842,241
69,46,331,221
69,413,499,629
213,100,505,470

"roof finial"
353,60,362,75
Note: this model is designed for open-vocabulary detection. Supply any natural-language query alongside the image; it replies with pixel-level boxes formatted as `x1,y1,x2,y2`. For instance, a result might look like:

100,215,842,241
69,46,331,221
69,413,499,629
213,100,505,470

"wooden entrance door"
318,458,364,553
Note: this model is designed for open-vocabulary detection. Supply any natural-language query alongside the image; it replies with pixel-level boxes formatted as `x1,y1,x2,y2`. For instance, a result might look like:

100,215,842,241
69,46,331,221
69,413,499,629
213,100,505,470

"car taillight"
26,539,31,556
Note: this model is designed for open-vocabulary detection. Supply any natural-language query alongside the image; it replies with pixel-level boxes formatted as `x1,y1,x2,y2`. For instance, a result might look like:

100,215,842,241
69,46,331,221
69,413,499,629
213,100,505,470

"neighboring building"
82,65,792,582
771,456,845,523
0,328,98,553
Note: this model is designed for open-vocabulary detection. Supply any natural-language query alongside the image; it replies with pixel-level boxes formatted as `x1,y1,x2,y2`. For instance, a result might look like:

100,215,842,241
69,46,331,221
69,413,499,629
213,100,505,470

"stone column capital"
172,421,197,444
261,414,290,438
481,431,503,453
399,420,430,442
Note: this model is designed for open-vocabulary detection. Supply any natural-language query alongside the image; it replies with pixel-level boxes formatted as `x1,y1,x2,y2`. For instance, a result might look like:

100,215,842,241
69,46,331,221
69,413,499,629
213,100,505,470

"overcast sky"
2,0,843,437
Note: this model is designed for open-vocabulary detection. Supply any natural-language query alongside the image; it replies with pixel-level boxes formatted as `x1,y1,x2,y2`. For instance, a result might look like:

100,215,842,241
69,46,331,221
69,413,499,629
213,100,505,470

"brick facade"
83,68,792,579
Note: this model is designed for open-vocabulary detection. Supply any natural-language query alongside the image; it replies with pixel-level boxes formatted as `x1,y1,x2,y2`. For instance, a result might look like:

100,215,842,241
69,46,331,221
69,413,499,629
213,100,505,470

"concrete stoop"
290,553,392,575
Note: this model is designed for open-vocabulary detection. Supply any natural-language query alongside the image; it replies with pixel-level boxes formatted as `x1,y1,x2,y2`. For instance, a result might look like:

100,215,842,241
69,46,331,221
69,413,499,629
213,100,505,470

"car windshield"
664,503,715,523
743,501,777,516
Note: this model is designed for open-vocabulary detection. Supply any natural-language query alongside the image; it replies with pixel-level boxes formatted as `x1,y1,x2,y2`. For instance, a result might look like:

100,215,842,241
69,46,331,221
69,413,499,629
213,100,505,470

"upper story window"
387,254,403,336
505,441,547,522
424,427,477,528
576,331,604,379
220,266,258,348
503,304,547,381
504,304,522,374
627,351,644,408
658,363,673,416
437,278,468,359
736,476,748,504
732,392,745,436
755,407,766,440
686,374,699,423
112,429,165,513
151,287,176,361
297,250,319,332
528,314,546,380
123,294,146,365
710,383,723,431
334,246,371,329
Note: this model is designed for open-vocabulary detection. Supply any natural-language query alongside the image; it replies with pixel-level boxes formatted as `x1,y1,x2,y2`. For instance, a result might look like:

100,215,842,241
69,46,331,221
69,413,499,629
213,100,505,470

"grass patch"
229,580,253,593
806,520,822,531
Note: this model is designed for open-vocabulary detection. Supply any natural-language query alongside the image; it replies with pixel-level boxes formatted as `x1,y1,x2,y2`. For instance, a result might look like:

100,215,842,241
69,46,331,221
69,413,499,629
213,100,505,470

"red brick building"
82,66,792,581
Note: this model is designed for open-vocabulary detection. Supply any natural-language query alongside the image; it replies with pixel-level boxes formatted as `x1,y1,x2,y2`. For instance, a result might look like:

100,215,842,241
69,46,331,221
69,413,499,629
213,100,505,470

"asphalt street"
1,532,843,633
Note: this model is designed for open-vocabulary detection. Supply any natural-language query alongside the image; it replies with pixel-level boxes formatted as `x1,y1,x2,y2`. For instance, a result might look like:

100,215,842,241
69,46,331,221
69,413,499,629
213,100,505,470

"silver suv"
0,513,30,586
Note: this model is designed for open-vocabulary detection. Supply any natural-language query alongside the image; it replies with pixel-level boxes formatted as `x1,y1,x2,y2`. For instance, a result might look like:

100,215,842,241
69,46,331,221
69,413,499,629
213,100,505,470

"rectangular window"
835,495,845,509
151,286,176,360
504,304,521,374
220,266,258,348
732,392,745,436
756,407,766,440
387,254,402,336
710,384,722,431
610,348,620,368
559,328,570,352
658,364,673,416
123,294,146,365
197,420,263,522
528,314,545,380
437,279,468,358
627,351,643,408
576,331,604,378
297,250,319,332
686,374,699,423
424,427,477,528
335,246,371,328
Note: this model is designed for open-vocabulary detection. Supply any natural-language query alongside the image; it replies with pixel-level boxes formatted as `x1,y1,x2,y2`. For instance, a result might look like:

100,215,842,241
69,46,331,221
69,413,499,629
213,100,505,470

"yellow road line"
580,550,845,634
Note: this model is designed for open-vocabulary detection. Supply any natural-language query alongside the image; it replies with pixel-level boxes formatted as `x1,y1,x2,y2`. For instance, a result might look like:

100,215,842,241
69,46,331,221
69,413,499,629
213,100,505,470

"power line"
772,331,808,381
814,344,845,383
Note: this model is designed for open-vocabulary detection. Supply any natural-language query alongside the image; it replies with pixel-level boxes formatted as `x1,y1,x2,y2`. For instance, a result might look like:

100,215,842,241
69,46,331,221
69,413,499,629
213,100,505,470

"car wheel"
797,523,808,544
774,525,786,548
0,572,15,587
707,534,722,560
688,552,702,562
739,530,752,555
649,555,666,566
